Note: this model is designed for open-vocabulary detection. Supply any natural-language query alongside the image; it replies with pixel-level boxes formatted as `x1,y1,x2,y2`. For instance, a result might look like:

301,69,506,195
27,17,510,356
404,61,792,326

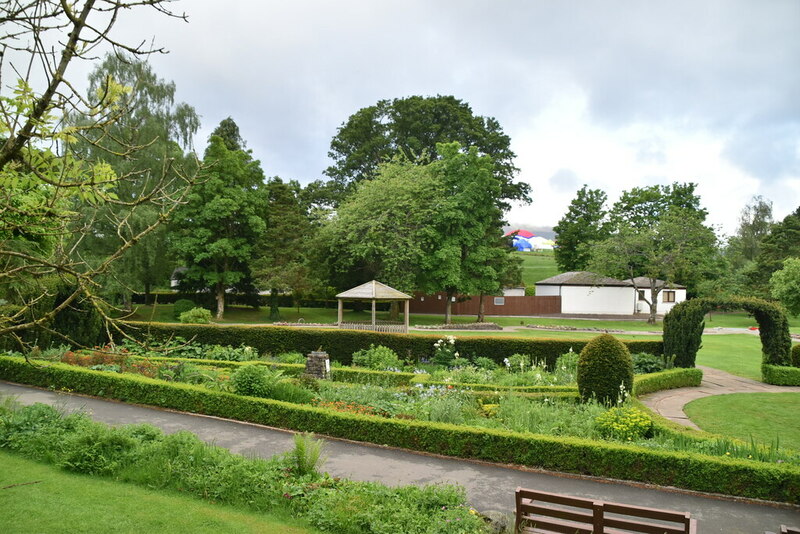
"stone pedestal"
305,350,330,379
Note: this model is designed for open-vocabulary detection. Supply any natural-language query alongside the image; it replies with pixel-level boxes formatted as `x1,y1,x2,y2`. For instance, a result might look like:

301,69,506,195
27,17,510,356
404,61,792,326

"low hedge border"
1,355,797,503
762,364,800,386
121,321,663,369
632,368,703,397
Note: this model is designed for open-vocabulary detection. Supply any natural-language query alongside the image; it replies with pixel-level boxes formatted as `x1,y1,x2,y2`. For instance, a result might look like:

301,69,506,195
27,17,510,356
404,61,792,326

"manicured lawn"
0,451,315,534
512,250,560,289
695,334,763,380
684,393,800,450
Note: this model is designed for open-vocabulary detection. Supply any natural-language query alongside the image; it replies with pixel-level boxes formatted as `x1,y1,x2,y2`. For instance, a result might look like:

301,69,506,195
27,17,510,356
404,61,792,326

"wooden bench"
515,487,697,534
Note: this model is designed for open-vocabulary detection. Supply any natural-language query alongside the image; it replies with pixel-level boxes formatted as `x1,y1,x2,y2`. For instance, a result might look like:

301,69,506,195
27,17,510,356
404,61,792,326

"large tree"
0,1,198,348
770,258,800,317
750,206,800,294
319,95,529,207
588,209,719,324
73,53,200,307
252,178,312,320
553,185,610,272
170,120,266,320
609,182,707,230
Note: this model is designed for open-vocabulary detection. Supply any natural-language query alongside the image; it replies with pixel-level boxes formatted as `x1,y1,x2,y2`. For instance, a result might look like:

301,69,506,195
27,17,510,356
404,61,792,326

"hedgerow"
761,364,800,386
1,355,796,503
632,368,703,396
120,321,663,369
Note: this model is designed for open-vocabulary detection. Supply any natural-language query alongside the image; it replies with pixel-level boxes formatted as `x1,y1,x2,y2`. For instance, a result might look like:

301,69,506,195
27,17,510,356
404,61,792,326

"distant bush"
179,307,212,324
173,299,196,320
577,334,634,405
792,343,800,367
351,344,402,370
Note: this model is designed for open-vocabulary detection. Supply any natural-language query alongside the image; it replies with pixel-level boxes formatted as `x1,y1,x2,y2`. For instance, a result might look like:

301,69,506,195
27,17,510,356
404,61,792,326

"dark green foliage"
120,321,663,369
631,352,665,374
351,344,402,370
1,356,798,504
173,299,196,319
229,365,282,398
761,364,800,386
792,343,800,367
553,185,609,271
269,381,315,404
663,297,792,369
577,334,634,404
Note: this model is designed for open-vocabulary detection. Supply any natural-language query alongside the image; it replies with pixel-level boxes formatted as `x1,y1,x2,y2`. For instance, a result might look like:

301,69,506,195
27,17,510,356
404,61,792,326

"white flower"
503,358,510,367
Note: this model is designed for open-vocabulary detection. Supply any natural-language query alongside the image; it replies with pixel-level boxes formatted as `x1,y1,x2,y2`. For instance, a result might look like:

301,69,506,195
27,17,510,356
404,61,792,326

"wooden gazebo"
336,280,412,334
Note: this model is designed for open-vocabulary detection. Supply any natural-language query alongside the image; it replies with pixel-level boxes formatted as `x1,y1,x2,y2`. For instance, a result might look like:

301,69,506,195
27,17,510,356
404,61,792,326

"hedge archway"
663,296,792,368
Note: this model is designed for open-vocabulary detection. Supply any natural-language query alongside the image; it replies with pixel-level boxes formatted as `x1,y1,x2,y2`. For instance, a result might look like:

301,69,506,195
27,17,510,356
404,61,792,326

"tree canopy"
609,182,707,230
319,95,529,207
553,185,609,272
170,121,266,319
770,258,800,317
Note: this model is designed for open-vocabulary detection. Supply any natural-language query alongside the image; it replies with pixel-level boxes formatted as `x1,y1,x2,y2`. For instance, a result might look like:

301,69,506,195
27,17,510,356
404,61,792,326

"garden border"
1,355,796,504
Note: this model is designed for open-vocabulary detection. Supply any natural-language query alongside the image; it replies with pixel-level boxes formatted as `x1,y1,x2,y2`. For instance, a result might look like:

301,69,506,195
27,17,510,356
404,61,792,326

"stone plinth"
305,350,330,379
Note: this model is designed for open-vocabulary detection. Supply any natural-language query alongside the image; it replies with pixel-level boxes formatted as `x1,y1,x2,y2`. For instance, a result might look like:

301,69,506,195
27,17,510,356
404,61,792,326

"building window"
637,290,646,301
663,290,676,303
494,297,505,306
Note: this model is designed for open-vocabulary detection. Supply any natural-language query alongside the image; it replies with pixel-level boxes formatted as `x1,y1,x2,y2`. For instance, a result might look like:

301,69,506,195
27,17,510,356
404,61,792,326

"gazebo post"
371,299,376,327
337,299,343,326
404,300,409,334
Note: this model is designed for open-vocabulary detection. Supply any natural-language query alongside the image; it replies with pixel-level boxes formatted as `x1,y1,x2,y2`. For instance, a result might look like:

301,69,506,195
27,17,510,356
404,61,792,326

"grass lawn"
0,450,315,534
683,393,800,450
695,334,764,380
513,250,559,289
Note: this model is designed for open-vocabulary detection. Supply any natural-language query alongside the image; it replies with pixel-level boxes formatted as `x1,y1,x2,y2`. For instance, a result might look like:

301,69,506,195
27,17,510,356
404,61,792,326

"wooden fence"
338,322,408,334
409,294,561,317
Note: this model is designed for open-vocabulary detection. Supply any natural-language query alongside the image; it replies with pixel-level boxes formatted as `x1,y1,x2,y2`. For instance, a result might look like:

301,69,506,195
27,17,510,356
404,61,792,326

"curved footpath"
1,381,798,533
639,366,800,430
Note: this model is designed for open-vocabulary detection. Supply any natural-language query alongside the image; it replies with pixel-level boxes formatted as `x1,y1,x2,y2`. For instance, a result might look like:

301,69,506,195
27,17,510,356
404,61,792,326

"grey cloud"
549,169,580,192
723,121,800,182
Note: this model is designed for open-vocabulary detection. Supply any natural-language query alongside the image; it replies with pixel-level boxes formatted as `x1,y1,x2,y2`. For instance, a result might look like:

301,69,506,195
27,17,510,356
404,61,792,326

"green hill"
513,251,560,291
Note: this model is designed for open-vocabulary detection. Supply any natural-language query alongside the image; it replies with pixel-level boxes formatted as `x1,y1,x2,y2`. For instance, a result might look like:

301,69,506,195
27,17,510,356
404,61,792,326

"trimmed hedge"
577,334,634,404
633,368,703,397
762,364,800,386
792,343,800,367
1,355,797,503
121,322,663,370
664,297,792,369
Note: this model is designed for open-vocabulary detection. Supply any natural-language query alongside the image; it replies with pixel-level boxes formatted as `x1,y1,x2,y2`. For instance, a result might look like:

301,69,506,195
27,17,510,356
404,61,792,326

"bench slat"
518,515,593,534
519,503,594,525
603,515,689,534
517,488,597,509
603,501,692,522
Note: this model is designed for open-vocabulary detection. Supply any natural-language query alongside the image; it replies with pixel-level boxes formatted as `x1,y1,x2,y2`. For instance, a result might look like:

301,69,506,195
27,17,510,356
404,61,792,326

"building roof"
535,271,685,289
336,280,412,300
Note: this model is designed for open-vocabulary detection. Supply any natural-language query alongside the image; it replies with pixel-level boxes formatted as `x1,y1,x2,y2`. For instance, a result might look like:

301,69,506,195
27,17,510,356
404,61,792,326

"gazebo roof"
336,280,412,300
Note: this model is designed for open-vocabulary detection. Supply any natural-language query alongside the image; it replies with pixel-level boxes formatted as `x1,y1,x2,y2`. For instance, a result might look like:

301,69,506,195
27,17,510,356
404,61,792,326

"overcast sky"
93,0,800,236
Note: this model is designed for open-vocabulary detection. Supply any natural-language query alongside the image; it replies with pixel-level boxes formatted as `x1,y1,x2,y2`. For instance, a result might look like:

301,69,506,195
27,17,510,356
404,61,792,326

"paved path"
639,366,800,430
1,381,798,533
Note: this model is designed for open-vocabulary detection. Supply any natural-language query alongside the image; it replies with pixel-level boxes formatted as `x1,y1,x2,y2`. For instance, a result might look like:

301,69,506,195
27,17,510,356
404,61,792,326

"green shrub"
179,307,212,324
792,343,800,367
351,344,402,370
631,352,664,374
274,352,306,364
555,350,579,375
577,334,634,405
431,336,458,366
762,364,800,386
288,432,327,477
595,406,653,441
270,381,315,404
505,353,531,373
633,368,703,396
230,364,283,397
173,299,196,320
473,356,497,370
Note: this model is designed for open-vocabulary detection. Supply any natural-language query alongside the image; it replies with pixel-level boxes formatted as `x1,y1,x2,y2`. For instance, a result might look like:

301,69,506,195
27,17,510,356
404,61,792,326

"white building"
535,271,686,316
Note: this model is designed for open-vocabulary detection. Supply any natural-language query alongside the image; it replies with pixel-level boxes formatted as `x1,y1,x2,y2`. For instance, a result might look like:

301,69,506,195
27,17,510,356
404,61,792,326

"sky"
70,1,800,236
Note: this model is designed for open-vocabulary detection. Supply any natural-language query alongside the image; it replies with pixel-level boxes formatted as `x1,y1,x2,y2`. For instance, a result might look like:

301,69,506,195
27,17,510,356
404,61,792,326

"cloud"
548,169,580,192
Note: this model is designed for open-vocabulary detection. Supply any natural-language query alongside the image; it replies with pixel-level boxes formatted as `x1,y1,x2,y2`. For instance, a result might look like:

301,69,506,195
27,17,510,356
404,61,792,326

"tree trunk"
444,291,453,325
269,288,280,321
389,301,399,321
216,282,225,320
122,291,132,312
144,280,152,305
477,293,485,323
648,284,660,325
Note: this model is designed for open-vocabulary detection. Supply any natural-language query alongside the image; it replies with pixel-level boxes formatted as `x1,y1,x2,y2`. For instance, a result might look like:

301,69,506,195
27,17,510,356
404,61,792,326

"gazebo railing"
338,321,407,334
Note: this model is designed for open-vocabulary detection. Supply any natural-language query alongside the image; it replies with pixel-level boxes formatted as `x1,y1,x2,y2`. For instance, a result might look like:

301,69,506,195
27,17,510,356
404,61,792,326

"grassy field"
513,250,559,289
684,393,800,450
695,334,764,380
0,451,314,534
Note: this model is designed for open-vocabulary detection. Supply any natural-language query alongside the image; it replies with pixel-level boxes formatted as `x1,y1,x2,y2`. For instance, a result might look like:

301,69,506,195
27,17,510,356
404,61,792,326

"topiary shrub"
577,334,634,405
792,343,800,367
179,307,212,324
173,299,196,320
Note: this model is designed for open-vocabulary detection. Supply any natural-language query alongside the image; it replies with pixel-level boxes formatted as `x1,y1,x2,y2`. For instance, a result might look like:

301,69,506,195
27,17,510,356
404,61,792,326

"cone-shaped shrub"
577,334,634,404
